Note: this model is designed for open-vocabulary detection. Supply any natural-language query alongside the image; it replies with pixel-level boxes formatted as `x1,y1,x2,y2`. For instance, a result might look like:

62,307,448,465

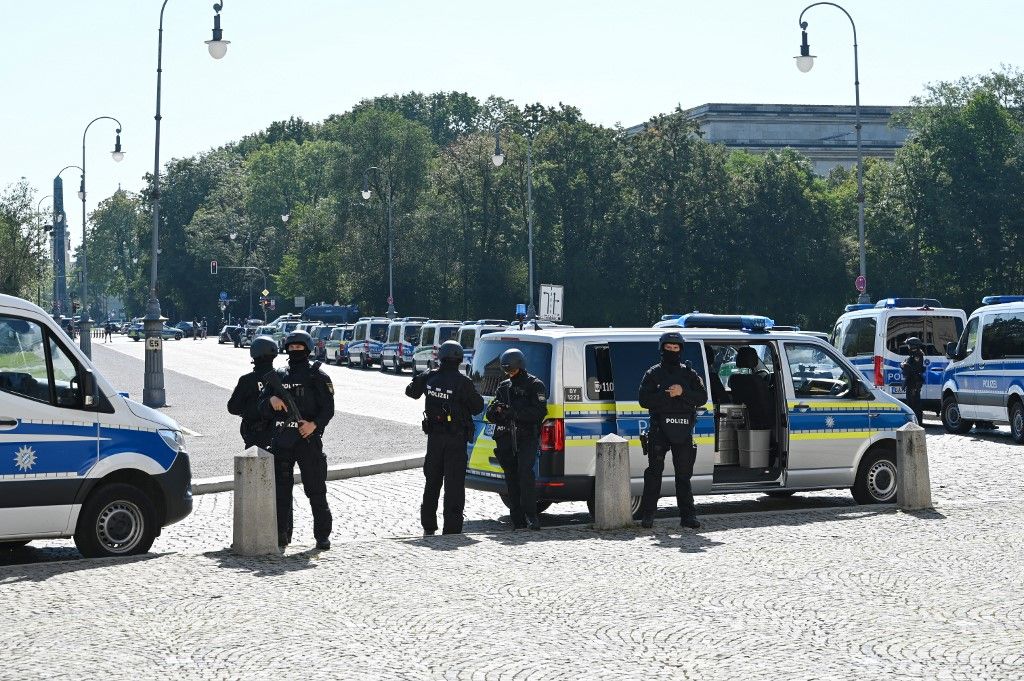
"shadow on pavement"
202,547,320,577
0,551,163,584
401,534,483,552
899,508,947,521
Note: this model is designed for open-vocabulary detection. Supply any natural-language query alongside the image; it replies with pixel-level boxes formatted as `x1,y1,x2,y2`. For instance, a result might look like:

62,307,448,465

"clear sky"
2,0,1022,248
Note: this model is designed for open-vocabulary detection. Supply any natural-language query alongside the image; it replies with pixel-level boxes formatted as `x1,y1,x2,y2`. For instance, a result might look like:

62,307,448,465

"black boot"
315,539,331,550
640,512,654,529
526,515,541,530
680,514,701,529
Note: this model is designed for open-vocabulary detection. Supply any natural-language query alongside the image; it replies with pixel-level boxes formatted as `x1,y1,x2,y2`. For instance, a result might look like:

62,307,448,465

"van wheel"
74,483,157,558
1010,401,1024,444
0,540,30,550
941,395,973,434
851,448,898,505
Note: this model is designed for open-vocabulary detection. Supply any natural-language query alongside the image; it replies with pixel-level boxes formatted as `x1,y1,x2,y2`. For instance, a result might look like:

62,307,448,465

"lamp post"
144,0,230,408
795,2,869,304
55,165,83,318
361,166,396,319
491,119,537,319
79,115,125,358
36,195,53,308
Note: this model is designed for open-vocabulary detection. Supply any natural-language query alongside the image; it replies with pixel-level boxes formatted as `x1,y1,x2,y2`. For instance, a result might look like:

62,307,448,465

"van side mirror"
80,369,97,408
945,342,958,360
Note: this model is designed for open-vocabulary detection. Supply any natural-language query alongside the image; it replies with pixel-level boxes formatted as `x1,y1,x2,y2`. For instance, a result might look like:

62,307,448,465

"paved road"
3,427,1024,679
89,338,423,477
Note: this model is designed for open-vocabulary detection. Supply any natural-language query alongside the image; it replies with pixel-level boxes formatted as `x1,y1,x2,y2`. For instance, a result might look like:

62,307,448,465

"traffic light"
211,260,218,275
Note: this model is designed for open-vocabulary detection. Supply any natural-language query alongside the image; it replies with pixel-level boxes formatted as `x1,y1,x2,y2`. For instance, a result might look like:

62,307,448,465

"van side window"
49,337,84,408
981,314,1024,360
420,327,435,346
840,318,876,357
957,317,979,357
585,345,614,400
785,343,856,398
387,325,400,343
458,328,475,349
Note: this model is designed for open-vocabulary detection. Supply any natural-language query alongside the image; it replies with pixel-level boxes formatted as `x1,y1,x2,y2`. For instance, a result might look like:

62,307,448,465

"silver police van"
465,315,914,517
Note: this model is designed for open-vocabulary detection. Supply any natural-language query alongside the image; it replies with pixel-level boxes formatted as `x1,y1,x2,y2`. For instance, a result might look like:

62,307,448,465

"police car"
829,298,966,417
941,295,1024,442
465,315,914,518
347,316,391,369
456,319,508,376
0,294,192,557
381,317,428,373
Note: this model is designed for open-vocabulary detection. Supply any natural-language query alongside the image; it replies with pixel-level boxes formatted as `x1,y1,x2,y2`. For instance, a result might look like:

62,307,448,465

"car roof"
479,326,833,343
972,301,1024,315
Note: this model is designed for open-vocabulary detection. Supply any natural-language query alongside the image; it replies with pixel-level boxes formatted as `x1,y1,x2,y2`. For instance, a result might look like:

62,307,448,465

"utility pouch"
659,415,693,444
639,433,650,457
273,425,300,450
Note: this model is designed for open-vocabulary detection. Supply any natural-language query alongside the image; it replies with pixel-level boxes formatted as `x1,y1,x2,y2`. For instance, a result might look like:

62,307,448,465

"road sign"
146,337,162,351
261,288,270,297
855,275,867,293
539,284,564,322
219,291,228,301
294,296,305,308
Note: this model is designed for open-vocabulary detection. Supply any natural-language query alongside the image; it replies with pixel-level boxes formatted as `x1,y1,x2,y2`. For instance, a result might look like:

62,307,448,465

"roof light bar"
981,295,1024,305
874,298,942,309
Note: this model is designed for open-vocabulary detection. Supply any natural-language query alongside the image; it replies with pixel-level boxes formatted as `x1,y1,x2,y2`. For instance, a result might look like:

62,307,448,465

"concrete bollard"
594,434,633,530
896,423,932,511
232,446,281,555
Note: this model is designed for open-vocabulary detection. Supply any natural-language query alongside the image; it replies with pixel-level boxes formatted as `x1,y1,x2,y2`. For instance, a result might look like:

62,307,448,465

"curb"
192,453,424,495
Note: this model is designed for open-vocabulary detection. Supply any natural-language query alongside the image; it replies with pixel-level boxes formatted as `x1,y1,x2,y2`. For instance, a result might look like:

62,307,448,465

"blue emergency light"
844,304,875,312
981,295,1024,305
515,304,527,317
658,313,775,333
874,298,942,309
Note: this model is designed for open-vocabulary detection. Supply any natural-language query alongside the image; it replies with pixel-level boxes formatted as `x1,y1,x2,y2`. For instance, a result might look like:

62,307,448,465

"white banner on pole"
539,284,563,322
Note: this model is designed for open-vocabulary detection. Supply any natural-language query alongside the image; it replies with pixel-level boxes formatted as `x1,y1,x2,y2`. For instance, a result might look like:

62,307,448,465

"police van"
413,320,463,375
0,294,192,557
829,298,966,417
381,317,428,373
941,295,1024,442
465,315,914,517
456,319,509,376
347,316,391,369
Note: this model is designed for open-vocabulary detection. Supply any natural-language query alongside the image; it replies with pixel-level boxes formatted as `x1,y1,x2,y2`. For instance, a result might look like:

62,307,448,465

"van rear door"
0,315,98,537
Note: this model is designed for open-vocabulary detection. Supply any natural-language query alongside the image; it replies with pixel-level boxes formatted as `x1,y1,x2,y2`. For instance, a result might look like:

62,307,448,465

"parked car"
219,325,242,345
127,324,183,341
325,325,354,365
311,324,335,362
174,321,196,338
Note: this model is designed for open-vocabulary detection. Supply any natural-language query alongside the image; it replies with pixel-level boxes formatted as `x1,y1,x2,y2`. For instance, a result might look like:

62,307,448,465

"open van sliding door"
607,340,714,497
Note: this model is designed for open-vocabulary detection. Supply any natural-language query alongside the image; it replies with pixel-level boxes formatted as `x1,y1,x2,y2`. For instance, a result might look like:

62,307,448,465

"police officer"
405,340,484,535
227,335,277,451
258,330,335,550
638,332,708,529
901,337,926,425
485,348,548,530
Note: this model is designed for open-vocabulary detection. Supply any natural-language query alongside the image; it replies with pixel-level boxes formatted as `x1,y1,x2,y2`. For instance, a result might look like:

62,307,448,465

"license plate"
484,423,495,437
889,385,906,395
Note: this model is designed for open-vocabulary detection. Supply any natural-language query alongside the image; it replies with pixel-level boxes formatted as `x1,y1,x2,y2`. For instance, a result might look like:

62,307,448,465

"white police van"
941,295,1024,442
830,298,966,417
347,316,390,369
0,295,192,557
456,319,508,376
465,314,914,517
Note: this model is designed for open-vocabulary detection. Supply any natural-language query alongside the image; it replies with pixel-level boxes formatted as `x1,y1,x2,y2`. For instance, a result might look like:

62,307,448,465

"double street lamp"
78,115,125,359
361,166,396,319
144,0,230,408
794,1,869,304
491,118,538,319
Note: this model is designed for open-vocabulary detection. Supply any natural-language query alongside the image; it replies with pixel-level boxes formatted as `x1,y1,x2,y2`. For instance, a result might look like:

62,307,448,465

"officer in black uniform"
227,335,277,451
901,336,926,424
405,340,485,535
258,330,336,550
486,348,548,530
638,331,708,529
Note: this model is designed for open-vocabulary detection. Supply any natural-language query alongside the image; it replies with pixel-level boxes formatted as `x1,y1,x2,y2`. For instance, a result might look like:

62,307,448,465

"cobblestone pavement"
3,429,1024,679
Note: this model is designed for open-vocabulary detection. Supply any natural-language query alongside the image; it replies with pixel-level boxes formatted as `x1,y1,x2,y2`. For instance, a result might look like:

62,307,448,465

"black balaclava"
440,358,460,371
661,346,681,366
253,357,274,375
288,348,310,367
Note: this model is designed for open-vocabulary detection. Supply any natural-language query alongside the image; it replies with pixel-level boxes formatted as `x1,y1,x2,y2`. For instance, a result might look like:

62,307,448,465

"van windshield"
886,315,964,356
471,339,552,397
330,328,345,340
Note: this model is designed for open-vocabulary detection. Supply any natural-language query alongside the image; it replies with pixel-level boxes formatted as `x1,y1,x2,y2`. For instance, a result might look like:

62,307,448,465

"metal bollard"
594,434,633,530
232,446,281,555
896,423,932,511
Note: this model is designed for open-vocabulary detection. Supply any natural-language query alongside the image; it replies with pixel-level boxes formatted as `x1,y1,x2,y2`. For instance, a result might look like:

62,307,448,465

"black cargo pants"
274,437,332,545
421,432,469,534
640,429,697,518
495,430,539,526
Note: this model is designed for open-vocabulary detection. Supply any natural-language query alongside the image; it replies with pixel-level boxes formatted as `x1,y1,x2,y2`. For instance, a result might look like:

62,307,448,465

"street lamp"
79,115,125,359
36,195,53,308
492,126,505,167
144,0,229,408
361,166,396,318
55,165,83,318
795,2,868,304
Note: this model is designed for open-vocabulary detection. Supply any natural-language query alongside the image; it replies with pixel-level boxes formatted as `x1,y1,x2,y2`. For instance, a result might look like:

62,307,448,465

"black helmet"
659,331,685,349
285,330,313,353
438,340,464,362
250,336,277,361
906,337,923,349
500,348,525,372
